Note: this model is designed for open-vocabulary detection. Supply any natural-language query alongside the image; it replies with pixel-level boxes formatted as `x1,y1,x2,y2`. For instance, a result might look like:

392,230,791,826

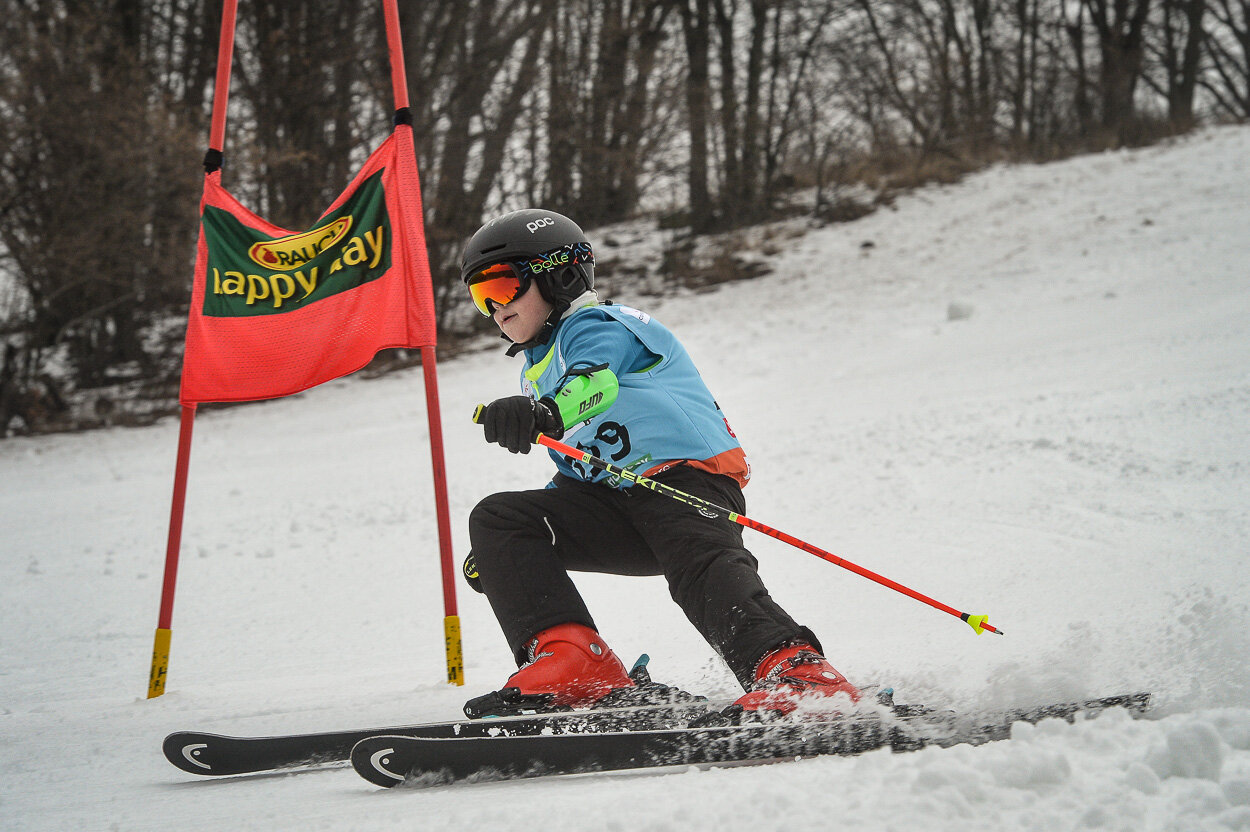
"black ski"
350,692,1151,788
163,656,721,777
163,699,727,776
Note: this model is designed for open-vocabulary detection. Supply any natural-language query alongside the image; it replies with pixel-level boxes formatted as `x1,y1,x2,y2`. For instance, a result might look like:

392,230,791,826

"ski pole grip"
472,404,485,424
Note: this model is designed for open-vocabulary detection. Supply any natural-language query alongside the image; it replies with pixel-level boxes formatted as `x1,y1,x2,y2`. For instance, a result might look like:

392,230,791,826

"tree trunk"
547,3,576,211
1084,0,1153,142
1170,0,1208,124
1066,3,1095,137
681,0,714,231
712,0,743,210
739,0,768,211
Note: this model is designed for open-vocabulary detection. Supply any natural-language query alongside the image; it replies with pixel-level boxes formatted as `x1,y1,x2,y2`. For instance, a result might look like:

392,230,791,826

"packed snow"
2,126,1249,831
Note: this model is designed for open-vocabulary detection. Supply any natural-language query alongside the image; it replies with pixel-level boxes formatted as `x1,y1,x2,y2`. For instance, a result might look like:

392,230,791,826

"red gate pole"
422,351,462,685
207,0,238,157
384,0,409,111
147,0,238,698
384,0,463,685
148,405,197,697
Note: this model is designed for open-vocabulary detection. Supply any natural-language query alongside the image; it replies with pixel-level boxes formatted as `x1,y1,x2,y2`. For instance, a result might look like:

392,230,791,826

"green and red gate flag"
180,125,435,404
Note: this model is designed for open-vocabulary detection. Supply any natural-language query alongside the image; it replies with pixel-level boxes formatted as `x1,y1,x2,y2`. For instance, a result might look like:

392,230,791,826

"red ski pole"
474,405,1003,636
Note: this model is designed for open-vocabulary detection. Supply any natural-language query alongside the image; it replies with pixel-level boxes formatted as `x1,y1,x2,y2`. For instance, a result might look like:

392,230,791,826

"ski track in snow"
2,126,1249,831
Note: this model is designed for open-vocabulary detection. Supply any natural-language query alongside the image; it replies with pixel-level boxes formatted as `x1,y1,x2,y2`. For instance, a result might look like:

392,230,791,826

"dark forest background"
2,0,1246,434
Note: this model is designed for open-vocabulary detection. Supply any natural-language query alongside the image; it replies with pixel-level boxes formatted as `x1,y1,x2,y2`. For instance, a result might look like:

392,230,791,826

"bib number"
566,420,632,477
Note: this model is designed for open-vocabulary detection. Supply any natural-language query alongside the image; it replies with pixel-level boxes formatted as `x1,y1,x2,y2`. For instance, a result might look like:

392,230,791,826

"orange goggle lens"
466,263,526,316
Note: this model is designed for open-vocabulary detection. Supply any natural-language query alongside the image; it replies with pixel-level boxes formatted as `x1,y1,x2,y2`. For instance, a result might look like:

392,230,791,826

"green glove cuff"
550,367,619,429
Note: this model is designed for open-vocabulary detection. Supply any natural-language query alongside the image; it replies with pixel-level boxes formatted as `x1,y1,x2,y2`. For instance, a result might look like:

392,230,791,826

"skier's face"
492,281,553,344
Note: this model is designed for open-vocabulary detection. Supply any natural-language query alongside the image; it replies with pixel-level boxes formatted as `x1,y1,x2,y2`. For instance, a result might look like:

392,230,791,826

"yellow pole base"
444,615,464,686
147,628,172,698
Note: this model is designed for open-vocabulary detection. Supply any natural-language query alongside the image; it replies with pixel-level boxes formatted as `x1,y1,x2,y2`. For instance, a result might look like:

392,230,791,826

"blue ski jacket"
520,303,750,489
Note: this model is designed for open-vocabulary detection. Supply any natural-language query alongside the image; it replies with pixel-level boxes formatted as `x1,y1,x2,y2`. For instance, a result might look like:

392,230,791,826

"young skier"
461,209,861,719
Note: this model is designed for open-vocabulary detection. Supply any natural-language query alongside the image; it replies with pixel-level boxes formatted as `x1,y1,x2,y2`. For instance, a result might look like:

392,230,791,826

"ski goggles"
465,242,594,316
465,262,531,317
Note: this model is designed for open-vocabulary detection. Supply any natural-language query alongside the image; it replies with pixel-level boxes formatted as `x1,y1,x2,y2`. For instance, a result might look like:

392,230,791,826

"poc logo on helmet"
526,217,555,234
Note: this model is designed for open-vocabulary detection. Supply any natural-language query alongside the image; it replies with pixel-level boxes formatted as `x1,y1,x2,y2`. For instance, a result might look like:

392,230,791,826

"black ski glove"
478,395,563,454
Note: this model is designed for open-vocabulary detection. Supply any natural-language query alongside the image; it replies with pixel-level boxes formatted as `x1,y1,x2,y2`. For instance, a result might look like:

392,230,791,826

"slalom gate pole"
422,348,462,685
471,405,1002,636
384,0,463,685
148,405,198,697
148,0,239,699
206,0,238,164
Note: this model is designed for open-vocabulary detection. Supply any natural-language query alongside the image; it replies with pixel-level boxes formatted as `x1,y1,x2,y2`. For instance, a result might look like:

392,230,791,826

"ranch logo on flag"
200,169,392,317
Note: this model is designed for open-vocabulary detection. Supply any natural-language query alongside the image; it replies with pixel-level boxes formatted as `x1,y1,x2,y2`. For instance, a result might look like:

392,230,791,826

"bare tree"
1142,0,1208,125
1084,0,1154,141
1006,0,1041,144
1203,0,1250,117
680,0,714,230
0,3,200,400
549,0,681,226
695,0,850,224
232,3,378,229
409,0,553,327
760,2,843,196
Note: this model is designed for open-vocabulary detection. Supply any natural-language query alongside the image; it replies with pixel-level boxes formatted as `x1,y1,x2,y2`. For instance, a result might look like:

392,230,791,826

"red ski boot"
731,643,861,718
463,623,635,718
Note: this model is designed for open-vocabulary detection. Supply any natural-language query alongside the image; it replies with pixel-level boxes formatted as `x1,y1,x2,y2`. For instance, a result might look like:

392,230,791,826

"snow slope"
3,126,1249,831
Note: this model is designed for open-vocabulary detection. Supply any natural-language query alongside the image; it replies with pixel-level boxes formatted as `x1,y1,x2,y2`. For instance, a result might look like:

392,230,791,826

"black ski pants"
467,466,820,689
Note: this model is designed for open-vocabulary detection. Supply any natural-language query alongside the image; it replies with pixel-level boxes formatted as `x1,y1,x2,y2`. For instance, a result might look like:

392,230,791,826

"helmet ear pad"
536,263,593,308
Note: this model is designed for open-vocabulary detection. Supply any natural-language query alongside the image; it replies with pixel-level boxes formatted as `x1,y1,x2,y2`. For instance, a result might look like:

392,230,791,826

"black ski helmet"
460,209,595,312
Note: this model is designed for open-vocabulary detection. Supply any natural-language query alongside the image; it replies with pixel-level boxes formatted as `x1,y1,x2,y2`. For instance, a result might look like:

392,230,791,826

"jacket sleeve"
545,312,658,429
